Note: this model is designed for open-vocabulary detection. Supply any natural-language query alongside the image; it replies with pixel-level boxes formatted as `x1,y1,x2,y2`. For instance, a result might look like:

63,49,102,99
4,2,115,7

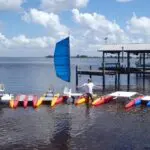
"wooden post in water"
89,65,92,79
102,52,105,90
117,52,120,90
115,73,117,90
139,53,142,77
76,65,78,88
143,52,145,89
127,52,130,91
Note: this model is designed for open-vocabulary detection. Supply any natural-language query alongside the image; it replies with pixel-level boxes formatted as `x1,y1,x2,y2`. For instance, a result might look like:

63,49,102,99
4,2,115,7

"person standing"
77,78,96,102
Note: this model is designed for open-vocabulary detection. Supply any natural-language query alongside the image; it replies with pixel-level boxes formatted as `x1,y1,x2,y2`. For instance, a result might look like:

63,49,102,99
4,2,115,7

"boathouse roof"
98,43,150,53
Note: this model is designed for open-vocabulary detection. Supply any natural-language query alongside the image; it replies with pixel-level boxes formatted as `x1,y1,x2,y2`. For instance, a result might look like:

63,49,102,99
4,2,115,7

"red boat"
51,95,68,107
23,96,28,108
33,96,38,108
92,96,113,106
125,96,143,109
55,96,68,105
13,95,20,109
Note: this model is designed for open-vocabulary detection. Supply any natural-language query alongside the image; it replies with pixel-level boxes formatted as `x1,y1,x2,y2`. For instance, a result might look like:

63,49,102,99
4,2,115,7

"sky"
0,0,150,57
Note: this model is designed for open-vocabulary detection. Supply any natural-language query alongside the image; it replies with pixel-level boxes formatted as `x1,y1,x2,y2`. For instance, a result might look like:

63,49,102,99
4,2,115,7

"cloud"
72,9,129,43
40,0,89,12
0,33,56,50
69,9,130,55
22,8,69,37
0,0,24,11
126,14,150,43
127,15,150,35
116,0,133,2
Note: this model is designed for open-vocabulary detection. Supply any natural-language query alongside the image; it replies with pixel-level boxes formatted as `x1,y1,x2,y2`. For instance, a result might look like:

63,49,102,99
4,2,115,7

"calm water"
1,57,150,150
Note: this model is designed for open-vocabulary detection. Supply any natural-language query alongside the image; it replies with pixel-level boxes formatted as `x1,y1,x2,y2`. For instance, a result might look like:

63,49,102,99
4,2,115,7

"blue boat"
135,99,142,106
147,101,150,107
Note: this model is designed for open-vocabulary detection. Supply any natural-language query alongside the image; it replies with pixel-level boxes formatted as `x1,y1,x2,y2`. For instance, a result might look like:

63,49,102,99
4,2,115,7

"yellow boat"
75,97,87,105
75,94,97,105
36,96,45,107
9,99,14,108
51,93,60,107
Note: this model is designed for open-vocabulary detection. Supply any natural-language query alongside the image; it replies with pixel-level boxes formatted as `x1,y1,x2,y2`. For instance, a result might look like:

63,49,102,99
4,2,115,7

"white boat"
0,84,14,104
63,87,83,97
0,94,14,104
42,89,54,105
0,84,5,97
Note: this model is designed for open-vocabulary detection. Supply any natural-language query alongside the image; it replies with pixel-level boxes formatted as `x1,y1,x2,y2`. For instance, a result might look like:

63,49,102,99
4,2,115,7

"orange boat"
32,96,38,108
36,96,45,108
92,96,113,106
125,96,143,109
51,94,60,107
13,95,20,109
9,99,14,108
75,95,88,105
23,95,28,108
55,96,68,105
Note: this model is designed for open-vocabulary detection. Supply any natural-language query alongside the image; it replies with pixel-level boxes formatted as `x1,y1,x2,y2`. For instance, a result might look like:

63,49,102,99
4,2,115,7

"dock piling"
76,65,78,88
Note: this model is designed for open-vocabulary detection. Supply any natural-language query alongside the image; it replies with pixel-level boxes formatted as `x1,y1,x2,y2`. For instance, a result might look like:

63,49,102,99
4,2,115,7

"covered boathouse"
76,43,150,91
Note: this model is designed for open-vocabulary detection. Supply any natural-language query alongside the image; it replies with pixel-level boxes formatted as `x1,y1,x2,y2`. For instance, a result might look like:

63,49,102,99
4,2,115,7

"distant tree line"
45,55,100,58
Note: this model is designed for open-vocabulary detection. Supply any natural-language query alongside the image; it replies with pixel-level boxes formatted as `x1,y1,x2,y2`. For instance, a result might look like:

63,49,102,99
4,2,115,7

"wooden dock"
75,66,150,91
75,44,150,91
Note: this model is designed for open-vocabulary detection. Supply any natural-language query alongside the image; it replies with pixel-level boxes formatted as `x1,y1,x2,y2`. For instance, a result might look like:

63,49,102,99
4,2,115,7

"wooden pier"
75,44,150,91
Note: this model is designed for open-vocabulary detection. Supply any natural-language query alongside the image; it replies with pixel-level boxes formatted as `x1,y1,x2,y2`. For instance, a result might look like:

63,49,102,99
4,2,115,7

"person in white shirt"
77,78,99,102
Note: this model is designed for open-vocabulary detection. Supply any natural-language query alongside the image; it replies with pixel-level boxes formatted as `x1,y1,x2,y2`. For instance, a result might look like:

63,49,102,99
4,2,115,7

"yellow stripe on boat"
76,97,87,105
51,93,60,107
9,99,14,108
36,96,44,107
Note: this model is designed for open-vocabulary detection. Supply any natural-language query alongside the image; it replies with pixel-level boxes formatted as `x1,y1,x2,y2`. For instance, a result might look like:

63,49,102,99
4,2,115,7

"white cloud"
116,0,133,2
0,31,65,56
72,9,129,44
40,0,89,12
126,14,150,43
0,33,56,50
22,8,69,37
69,9,130,55
127,15,150,35
0,0,24,11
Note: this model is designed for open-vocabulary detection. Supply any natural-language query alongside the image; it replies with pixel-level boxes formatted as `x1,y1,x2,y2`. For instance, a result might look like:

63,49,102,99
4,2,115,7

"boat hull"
23,96,28,108
33,96,38,108
92,96,113,106
147,101,150,107
36,97,44,108
125,96,143,109
51,94,60,107
14,100,19,108
75,95,88,105
9,100,14,108
13,95,20,108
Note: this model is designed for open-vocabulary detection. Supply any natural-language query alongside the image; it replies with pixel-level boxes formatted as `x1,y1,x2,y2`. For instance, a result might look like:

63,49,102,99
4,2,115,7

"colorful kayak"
56,96,68,104
9,99,14,108
23,96,28,108
13,95,20,109
51,94,60,107
92,96,113,106
147,101,150,107
135,99,142,106
33,96,38,108
36,96,45,108
125,96,143,109
75,95,88,105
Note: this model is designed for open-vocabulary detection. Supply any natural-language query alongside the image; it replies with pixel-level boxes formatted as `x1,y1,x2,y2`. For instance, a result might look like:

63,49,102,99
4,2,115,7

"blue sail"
54,37,70,82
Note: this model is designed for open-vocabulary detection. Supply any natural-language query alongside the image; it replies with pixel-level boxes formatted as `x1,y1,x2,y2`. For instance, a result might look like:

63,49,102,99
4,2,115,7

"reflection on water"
1,58,150,150
1,103,150,150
